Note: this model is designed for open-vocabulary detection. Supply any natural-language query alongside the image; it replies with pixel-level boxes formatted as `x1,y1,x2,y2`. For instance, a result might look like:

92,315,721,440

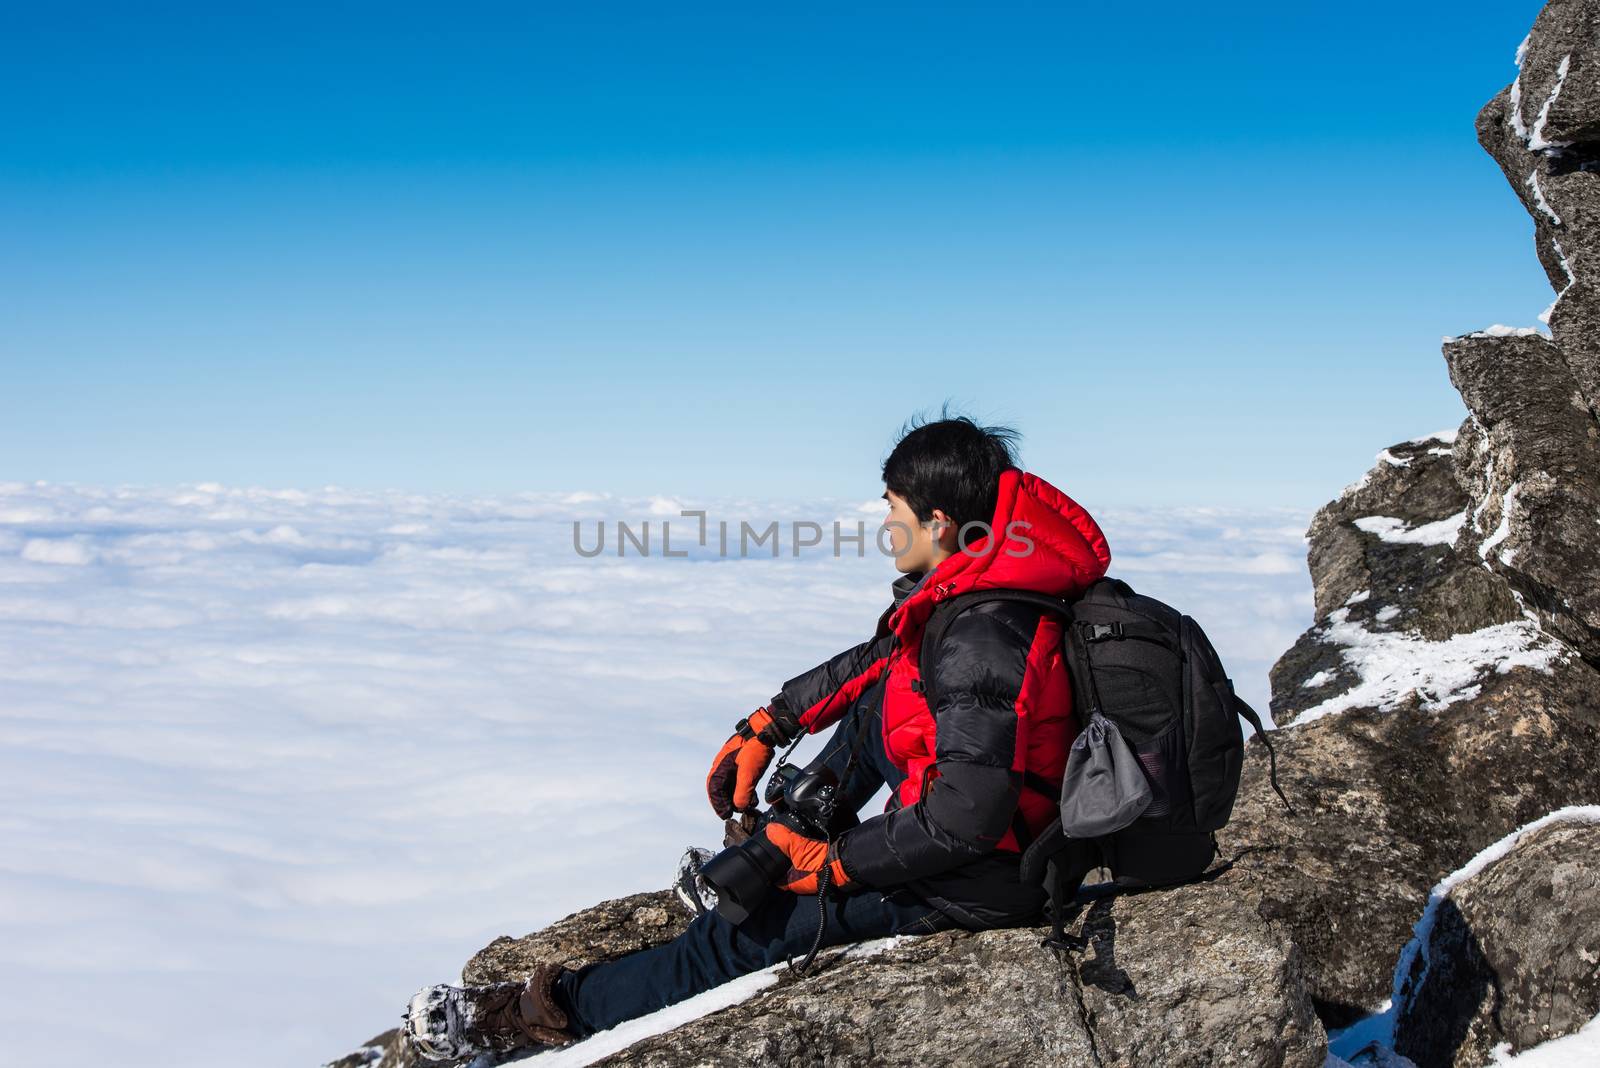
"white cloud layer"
0,481,1312,1066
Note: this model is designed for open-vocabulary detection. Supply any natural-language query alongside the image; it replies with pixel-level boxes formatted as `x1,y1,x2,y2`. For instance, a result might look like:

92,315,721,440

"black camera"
698,762,856,924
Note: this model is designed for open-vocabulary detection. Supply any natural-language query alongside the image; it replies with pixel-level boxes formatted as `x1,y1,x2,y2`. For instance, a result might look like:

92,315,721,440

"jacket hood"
887,468,1112,641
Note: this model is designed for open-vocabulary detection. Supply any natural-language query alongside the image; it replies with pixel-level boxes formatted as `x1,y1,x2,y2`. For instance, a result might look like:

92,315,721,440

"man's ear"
930,508,958,546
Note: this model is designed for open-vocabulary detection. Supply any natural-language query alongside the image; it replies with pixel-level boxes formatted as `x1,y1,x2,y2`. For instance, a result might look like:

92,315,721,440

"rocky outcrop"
1228,652,1600,1025
1390,811,1600,1067
330,3,1600,1064
585,882,1325,1068
1244,0,1600,1031
459,891,692,984
333,877,1326,1068
1466,0,1600,667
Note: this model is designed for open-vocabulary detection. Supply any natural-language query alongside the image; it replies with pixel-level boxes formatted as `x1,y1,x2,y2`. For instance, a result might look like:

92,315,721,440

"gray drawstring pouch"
1059,711,1154,838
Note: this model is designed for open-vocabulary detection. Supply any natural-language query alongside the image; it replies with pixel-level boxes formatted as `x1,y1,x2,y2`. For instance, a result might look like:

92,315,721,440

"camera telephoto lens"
704,767,855,925
698,828,789,925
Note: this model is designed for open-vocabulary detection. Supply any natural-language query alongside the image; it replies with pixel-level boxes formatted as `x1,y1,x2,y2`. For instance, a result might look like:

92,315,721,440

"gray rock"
587,880,1325,1068
1391,816,1600,1067
1256,358,1600,1029
1231,661,1600,1026
462,890,691,983
1474,0,1600,419
1444,334,1600,664
1466,0,1600,669
1252,0,1600,1029
329,878,1327,1068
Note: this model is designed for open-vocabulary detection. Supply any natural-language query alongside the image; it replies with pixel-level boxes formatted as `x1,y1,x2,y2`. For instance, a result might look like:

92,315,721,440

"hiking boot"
674,845,718,917
403,963,577,1062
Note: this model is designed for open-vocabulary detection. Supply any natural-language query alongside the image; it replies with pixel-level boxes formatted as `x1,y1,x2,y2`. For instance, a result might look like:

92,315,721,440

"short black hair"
881,404,1021,531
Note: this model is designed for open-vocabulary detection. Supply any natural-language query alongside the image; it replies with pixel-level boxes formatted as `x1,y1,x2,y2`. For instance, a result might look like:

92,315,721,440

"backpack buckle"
1081,621,1124,642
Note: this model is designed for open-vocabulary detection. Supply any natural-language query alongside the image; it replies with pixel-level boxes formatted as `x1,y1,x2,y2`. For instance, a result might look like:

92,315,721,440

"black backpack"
915,576,1290,951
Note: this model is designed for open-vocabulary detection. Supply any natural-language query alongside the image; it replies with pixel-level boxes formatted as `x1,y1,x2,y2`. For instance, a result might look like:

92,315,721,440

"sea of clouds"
0,480,1312,1066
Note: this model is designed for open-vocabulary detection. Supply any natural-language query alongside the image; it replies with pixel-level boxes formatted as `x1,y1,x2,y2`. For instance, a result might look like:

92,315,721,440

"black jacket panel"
837,601,1054,926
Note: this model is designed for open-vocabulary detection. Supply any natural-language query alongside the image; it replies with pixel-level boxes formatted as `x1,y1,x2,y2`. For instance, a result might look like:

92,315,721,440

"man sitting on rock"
403,414,1113,1060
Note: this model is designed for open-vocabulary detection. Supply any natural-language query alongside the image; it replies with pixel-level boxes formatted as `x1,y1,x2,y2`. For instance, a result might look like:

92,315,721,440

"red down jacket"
774,467,1112,928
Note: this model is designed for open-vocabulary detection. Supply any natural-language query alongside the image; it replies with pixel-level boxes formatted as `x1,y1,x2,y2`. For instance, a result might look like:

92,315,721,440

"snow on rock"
1476,482,1519,562
1290,607,1565,725
1352,510,1467,546
1327,811,1600,1067
1490,1013,1600,1066
1537,238,1575,326
1376,449,1413,468
1448,324,1546,340
1401,428,1458,459
1526,53,1572,152
1391,806,1600,1014
1385,808,1600,1066
1525,171,1562,225
1259,1,1600,1044
1403,428,1458,448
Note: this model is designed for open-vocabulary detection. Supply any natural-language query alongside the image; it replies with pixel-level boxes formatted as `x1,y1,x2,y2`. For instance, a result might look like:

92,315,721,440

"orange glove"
763,821,850,895
705,701,798,819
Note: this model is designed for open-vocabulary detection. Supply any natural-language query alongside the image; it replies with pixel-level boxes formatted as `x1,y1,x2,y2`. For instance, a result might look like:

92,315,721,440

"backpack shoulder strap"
913,588,1074,709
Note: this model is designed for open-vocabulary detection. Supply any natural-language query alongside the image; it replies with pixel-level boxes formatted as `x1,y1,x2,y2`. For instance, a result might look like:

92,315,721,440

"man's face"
882,488,948,574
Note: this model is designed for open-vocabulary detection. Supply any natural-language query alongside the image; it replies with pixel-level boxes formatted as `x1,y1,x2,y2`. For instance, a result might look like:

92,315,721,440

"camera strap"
825,694,878,825
787,675,886,977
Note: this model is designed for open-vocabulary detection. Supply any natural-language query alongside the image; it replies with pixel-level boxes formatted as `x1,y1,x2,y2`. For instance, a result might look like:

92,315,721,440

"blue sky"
1,1,1552,510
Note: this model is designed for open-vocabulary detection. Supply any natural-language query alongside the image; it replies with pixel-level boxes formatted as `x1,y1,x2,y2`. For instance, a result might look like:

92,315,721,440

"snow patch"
1345,589,1372,606
1375,606,1400,624
1376,449,1411,468
1491,1011,1600,1065
1404,428,1457,448
1327,999,1404,1064
1525,171,1562,225
1454,324,1545,339
1302,669,1335,689
1539,238,1577,326
1527,54,1573,152
1510,74,1530,140
1353,510,1467,547
1291,607,1564,725
1471,437,1498,534
1478,483,1520,562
